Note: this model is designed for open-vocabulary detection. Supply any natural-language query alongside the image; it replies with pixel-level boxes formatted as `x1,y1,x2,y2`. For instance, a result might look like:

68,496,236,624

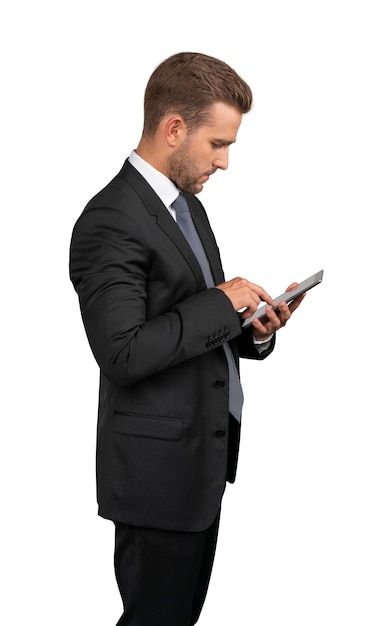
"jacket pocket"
112,411,182,441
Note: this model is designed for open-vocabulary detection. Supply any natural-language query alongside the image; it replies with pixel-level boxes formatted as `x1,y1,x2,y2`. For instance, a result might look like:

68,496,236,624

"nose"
213,147,229,170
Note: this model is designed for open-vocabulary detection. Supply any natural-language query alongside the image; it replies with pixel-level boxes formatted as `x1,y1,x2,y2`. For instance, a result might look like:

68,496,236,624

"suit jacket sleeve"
69,202,248,387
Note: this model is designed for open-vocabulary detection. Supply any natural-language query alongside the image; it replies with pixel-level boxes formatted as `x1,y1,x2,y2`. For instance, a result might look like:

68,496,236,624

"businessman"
69,52,304,625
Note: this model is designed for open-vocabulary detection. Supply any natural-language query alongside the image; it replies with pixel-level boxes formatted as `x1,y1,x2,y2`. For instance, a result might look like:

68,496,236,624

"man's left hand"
250,282,305,342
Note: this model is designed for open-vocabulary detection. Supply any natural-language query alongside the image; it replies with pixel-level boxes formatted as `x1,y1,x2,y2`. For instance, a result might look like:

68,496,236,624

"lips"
203,170,216,180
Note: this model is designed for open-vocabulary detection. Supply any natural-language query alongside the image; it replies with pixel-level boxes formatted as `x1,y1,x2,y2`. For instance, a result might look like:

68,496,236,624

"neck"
135,138,169,177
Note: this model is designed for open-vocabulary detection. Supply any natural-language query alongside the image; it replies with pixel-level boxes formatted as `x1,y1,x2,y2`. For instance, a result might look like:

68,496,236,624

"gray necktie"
173,192,244,422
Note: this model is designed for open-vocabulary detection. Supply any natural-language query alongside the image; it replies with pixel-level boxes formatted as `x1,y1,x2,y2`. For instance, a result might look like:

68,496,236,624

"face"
167,102,243,194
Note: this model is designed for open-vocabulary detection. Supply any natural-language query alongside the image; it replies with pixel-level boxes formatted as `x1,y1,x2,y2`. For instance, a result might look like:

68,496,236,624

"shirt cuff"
252,333,273,354
252,333,274,345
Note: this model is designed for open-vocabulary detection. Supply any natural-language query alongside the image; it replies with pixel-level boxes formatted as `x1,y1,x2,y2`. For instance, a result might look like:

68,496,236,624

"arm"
69,205,243,386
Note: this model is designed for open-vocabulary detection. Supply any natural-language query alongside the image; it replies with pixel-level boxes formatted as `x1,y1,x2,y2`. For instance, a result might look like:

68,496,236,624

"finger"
253,286,274,306
275,302,291,325
236,279,273,305
285,282,299,292
288,292,306,313
240,296,265,318
265,307,285,329
252,307,281,333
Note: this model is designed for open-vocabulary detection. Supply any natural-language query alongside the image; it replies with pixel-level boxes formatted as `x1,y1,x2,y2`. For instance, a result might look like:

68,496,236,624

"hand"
216,277,274,318
251,282,306,341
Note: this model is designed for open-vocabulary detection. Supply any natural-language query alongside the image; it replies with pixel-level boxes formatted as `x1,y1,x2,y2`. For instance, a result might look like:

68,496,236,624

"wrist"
252,331,274,344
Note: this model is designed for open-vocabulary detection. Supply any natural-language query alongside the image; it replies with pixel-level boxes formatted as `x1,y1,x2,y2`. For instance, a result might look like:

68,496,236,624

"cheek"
195,148,213,167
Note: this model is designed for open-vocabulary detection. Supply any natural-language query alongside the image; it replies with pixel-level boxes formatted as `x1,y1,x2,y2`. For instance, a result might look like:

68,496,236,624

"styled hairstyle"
142,52,253,136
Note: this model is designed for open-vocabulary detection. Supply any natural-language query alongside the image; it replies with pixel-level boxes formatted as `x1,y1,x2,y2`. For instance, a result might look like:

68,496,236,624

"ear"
164,115,187,147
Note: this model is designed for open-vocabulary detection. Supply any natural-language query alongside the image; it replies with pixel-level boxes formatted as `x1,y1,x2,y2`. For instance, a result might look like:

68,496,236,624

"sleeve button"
215,429,226,438
214,378,226,388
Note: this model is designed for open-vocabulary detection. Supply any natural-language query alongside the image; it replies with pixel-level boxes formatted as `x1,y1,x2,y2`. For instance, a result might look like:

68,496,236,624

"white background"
1,1,379,624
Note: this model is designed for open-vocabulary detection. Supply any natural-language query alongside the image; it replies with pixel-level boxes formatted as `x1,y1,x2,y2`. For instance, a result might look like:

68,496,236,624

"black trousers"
114,511,221,626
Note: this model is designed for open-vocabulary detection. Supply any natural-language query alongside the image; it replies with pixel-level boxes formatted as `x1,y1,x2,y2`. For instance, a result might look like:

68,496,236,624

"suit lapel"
156,207,207,290
119,160,208,290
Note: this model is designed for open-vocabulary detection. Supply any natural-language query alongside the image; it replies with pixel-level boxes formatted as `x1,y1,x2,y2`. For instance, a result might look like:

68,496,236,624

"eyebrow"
213,139,236,146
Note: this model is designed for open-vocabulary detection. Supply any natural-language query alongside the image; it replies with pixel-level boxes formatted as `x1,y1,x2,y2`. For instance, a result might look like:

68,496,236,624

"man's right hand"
216,277,274,319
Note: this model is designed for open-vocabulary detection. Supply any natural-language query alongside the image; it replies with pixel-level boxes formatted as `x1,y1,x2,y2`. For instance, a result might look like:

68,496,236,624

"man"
69,52,303,625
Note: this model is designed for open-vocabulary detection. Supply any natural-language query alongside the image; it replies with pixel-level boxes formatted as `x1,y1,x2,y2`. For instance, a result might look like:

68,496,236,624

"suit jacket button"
215,429,226,438
214,378,226,388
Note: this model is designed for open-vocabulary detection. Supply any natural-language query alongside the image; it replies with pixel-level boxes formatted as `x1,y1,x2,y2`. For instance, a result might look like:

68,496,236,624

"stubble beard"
167,141,202,195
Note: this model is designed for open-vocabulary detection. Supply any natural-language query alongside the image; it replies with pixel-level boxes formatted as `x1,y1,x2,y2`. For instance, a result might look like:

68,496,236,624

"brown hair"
142,52,253,136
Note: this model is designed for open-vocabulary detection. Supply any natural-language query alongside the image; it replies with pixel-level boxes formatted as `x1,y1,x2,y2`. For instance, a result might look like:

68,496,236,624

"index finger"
247,282,274,306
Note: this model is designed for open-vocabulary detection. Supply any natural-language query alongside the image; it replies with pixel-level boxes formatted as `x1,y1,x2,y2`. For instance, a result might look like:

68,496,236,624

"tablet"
242,269,324,328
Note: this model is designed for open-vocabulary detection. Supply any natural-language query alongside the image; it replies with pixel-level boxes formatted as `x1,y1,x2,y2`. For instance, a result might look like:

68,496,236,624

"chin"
192,182,204,194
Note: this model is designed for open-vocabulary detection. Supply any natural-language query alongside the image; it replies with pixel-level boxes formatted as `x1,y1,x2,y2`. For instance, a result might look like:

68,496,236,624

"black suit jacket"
69,159,275,531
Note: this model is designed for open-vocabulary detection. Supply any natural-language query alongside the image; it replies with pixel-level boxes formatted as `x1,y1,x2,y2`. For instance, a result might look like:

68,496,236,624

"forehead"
199,102,242,142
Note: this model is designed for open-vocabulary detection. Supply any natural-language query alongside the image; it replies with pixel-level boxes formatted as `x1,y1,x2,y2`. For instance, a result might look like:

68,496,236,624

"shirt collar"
128,150,179,208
